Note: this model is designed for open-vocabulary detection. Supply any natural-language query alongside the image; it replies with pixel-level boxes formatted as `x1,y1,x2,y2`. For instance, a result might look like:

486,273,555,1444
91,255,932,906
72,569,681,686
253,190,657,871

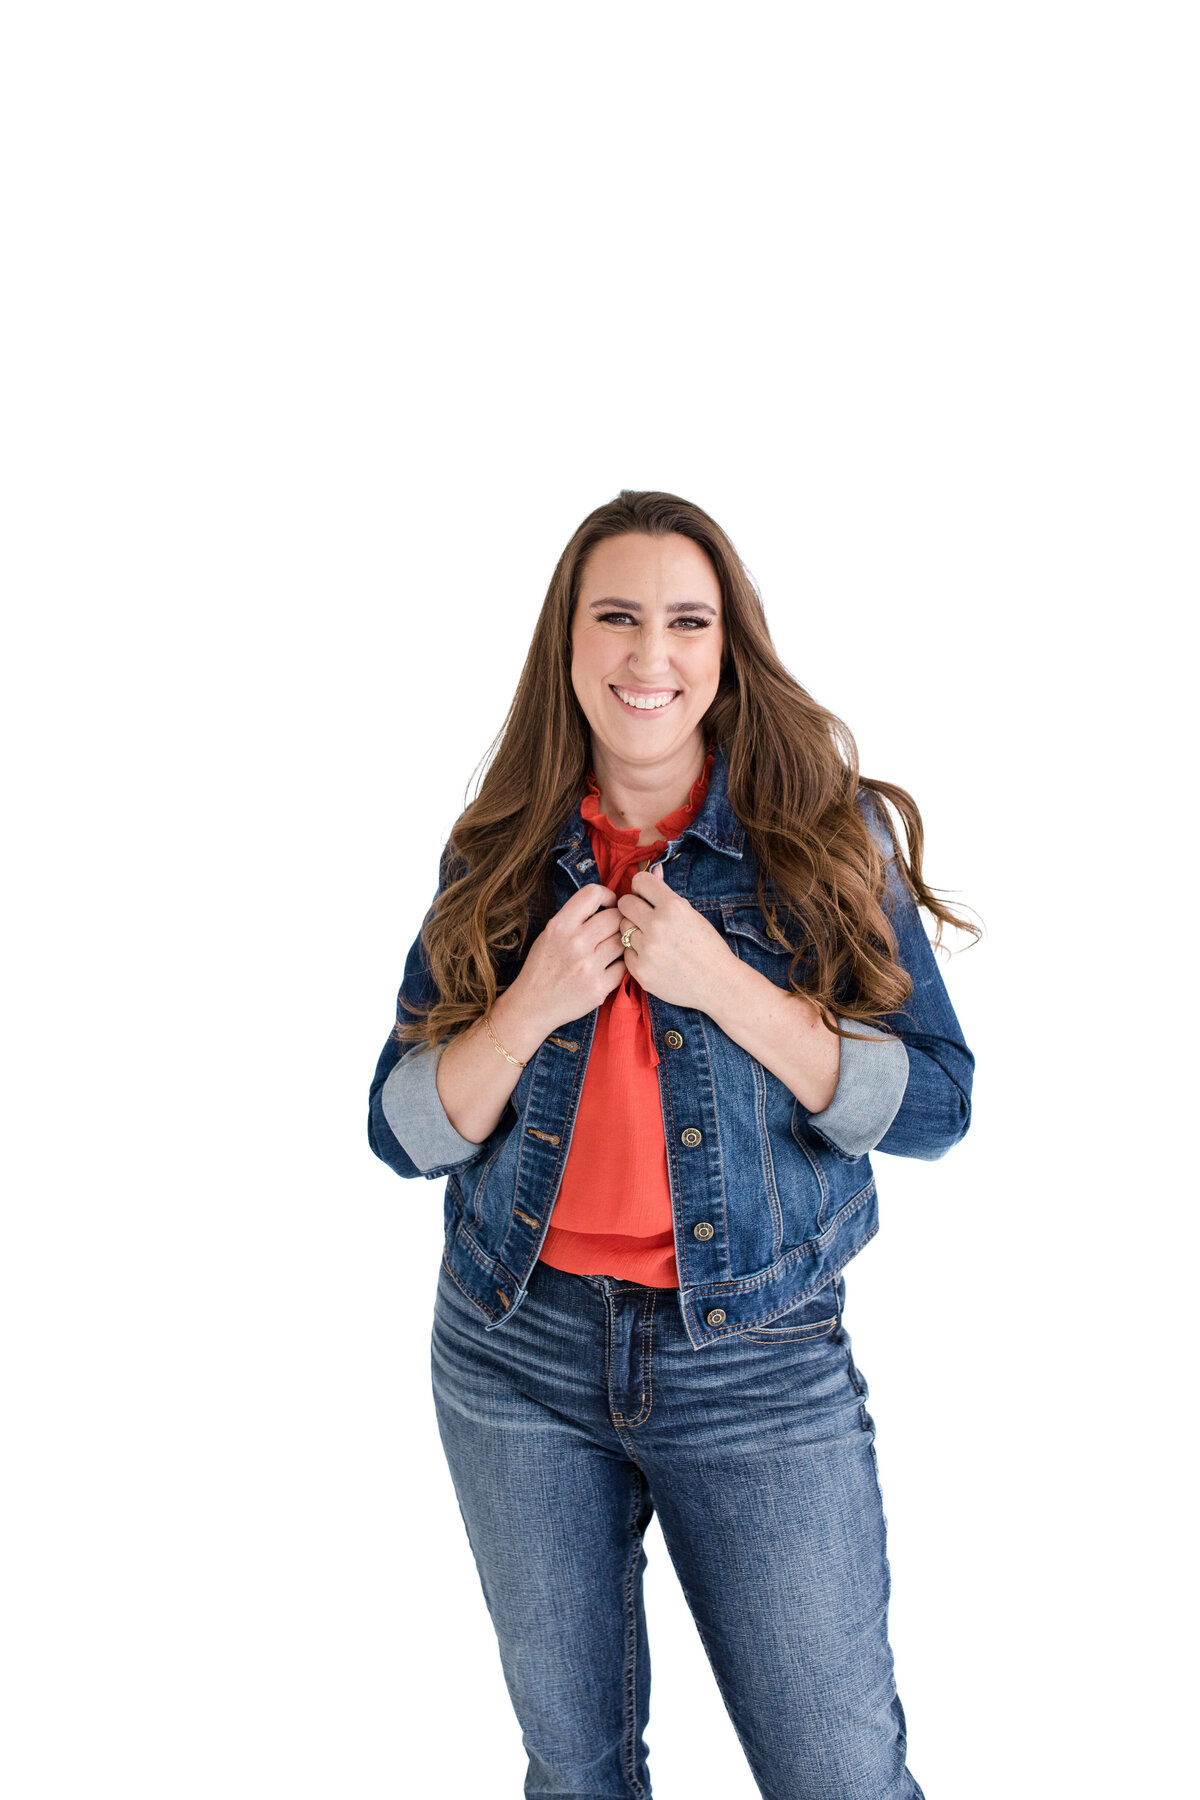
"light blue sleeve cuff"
381,1038,485,1174
805,1019,910,1157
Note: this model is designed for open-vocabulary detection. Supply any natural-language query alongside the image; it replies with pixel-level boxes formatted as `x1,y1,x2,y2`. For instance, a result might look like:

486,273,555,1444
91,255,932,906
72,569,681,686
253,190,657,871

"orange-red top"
537,743,715,1289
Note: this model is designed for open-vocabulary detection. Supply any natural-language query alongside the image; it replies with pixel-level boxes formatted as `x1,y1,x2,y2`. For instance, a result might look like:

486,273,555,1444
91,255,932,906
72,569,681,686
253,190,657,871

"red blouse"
536,743,716,1288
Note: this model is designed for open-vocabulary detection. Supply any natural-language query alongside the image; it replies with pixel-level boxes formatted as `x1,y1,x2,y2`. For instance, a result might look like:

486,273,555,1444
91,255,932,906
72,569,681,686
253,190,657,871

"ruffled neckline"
582,742,715,845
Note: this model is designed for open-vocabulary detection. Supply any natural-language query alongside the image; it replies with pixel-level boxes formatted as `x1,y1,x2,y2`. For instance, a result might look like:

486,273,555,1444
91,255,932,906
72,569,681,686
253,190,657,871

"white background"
3,4,1195,1795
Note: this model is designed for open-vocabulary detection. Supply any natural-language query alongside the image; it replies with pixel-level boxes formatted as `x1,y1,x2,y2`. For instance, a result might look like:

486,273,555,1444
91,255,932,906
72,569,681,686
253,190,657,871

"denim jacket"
368,740,974,1349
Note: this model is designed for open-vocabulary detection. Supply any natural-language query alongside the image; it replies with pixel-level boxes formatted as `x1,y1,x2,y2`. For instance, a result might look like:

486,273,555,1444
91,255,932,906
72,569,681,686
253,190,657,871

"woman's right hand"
511,883,629,1035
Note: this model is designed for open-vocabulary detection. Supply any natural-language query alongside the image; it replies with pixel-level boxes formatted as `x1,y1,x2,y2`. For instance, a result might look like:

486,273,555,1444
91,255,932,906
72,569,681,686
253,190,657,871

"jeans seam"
439,1249,496,1322
613,1289,656,1427
620,1467,651,1799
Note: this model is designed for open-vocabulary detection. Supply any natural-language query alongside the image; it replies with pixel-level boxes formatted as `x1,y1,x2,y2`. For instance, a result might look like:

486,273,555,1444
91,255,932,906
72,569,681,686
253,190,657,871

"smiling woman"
367,487,977,1798
570,529,725,824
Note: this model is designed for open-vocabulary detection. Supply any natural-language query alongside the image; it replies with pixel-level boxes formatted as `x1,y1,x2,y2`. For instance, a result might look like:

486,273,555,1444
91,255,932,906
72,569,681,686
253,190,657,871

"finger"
630,868,667,901
617,890,653,926
567,881,616,919
594,906,626,946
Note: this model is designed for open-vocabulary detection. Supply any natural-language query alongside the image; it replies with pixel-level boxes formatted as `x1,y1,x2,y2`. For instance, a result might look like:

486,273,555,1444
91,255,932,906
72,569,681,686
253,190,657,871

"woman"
368,490,977,1800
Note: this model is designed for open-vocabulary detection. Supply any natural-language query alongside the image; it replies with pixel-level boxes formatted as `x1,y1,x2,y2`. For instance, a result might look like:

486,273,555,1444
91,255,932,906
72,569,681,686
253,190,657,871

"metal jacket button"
664,1029,683,1048
681,1127,702,1147
693,1221,714,1240
706,1308,727,1326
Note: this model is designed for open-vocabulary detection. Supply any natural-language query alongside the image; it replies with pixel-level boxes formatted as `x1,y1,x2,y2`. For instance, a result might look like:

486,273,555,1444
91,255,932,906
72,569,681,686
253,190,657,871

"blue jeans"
431,1254,926,1800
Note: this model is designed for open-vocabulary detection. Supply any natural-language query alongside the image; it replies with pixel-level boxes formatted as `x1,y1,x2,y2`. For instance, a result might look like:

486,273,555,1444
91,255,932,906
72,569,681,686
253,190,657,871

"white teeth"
612,685,678,711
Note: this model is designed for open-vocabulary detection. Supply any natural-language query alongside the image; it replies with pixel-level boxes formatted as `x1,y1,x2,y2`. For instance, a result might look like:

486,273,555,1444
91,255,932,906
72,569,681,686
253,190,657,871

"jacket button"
664,1029,683,1049
706,1308,727,1326
681,1126,702,1147
693,1221,714,1240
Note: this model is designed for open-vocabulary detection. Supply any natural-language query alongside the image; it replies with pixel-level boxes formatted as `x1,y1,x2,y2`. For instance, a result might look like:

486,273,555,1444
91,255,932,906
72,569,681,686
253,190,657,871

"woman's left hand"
617,864,738,1011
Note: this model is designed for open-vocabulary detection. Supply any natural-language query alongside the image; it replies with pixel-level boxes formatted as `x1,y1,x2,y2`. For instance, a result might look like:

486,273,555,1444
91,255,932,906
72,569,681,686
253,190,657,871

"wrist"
487,982,553,1064
704,943,758,1031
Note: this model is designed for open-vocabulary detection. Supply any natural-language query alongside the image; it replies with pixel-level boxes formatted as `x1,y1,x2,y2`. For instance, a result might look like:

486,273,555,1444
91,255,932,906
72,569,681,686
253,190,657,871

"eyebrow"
586,597,719,616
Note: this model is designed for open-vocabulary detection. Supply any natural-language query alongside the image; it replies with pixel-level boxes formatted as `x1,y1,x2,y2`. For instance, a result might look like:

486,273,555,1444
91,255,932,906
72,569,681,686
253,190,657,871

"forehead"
578,532,722,609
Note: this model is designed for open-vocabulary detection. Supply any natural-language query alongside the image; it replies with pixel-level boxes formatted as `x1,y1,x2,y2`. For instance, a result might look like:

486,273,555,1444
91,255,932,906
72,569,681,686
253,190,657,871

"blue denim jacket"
368,740,974,1348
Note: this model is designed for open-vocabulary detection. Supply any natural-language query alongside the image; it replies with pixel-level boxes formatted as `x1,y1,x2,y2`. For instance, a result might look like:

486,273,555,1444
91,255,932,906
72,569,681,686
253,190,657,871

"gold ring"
621,924,638,949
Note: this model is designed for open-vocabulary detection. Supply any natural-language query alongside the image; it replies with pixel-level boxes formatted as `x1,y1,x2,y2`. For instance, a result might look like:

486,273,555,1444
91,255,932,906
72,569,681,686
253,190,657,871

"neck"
589,732,709,840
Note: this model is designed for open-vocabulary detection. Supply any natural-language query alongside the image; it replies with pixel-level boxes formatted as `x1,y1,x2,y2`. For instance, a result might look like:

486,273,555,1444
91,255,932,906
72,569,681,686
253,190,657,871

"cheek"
568,643,594,694
571,633,610,680
689,630,723,682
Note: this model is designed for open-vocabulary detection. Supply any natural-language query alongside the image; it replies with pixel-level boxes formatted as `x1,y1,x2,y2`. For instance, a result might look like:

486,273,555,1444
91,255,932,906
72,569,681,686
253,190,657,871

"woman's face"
570,532,725,769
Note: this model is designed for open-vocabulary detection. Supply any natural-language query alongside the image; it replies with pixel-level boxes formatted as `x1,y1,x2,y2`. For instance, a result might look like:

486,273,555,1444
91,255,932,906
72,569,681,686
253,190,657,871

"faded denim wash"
431,1251,926,1799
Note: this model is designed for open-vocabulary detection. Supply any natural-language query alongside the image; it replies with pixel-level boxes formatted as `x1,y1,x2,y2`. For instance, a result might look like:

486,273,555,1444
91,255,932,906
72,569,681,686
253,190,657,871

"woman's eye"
597,611,711,630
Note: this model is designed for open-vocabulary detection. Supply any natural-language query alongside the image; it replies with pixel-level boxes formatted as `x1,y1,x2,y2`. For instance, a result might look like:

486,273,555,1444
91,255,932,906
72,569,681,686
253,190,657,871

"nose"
629,622,674,674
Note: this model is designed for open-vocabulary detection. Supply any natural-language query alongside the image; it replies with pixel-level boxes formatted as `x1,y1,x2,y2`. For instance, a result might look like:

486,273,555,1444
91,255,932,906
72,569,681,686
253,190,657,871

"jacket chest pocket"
718,898,810,985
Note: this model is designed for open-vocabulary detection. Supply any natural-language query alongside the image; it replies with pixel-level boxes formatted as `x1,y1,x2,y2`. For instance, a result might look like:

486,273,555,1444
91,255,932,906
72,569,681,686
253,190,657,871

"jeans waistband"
533,1260,671,1300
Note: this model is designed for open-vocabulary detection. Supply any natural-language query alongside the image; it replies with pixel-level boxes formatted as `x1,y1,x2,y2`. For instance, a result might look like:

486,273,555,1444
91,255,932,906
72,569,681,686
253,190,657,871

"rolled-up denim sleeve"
805,1020,910,1158
804,793,975,1164
379,1038,485,1173
367,848,492,1182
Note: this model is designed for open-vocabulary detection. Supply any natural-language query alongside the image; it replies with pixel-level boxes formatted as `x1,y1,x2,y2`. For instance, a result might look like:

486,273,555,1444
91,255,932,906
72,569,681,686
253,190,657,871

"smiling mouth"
609,684,681,713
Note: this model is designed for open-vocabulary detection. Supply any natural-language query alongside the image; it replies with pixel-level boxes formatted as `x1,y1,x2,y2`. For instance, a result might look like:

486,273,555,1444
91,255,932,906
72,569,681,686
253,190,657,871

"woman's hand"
510,882,629,1035
617,864,739,1011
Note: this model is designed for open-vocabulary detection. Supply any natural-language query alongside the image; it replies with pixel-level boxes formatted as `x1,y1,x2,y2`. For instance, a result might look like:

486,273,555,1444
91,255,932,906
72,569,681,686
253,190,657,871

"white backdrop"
3,4,1194,1796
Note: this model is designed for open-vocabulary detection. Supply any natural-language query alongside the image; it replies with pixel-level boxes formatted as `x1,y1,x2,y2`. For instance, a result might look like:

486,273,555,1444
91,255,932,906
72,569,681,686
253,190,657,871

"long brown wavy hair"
395,489,980,1051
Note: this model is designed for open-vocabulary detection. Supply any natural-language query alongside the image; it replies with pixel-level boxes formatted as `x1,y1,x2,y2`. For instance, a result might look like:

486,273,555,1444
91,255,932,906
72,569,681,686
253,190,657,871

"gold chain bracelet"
483,1009,527,1068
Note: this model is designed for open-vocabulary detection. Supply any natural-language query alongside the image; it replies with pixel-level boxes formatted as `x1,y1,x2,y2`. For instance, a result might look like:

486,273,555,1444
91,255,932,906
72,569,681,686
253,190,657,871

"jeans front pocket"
737,1273,844,1343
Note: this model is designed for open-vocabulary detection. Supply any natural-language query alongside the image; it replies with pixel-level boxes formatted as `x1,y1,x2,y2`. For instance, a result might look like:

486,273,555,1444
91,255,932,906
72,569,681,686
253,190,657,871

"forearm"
434,980,554,1144
705,953,841,1113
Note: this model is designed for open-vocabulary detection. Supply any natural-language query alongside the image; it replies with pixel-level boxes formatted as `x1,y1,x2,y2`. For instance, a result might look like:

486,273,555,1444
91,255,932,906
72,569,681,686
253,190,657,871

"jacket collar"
552,735,744,864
